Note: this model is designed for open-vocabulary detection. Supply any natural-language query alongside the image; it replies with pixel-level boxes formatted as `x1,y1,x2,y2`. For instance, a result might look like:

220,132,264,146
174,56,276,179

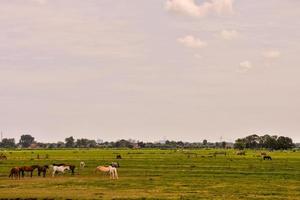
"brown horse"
9,167,20,179
95,165,118,179
53,163,75,175
37,165,49,177
19,165,38,178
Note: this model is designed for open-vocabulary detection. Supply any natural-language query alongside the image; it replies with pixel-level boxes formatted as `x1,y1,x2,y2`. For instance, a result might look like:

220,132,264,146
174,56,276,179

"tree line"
234,134,294,150
0,134,296,150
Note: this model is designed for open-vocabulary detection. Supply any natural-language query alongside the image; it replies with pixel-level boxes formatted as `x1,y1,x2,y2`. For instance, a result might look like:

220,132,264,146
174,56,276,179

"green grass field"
0,149,299,199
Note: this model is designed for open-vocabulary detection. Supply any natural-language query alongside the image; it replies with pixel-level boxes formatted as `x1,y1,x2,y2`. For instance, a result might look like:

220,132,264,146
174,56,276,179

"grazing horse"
110,162,120,168
53,163,76,175
95,165,118,179
37,165,49,177
19,165,38,178
263,155,272,160
236,151,245,155
0,153,7,160
9,167,20,179
51,165,70,177
80,161,85,169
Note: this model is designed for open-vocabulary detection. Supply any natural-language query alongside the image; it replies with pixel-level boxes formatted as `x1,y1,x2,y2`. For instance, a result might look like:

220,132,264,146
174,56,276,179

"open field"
0,149,299,199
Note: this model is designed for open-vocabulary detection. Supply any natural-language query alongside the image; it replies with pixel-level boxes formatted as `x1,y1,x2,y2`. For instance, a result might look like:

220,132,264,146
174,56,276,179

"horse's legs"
19,170,23,178
114,169,118,179
30,171,33,177
110,170,113,179
43,170,46,177
71,167,75,175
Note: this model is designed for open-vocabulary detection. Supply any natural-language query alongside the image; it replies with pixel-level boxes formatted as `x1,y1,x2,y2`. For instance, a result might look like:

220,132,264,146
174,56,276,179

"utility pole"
0,131,3,142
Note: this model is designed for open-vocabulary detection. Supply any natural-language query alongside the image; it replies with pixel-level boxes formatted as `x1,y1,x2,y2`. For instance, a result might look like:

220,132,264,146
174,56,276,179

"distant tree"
0,138,16,148
260,135,277,150
215,142,221,148
86,139,97,148
276,136,294,150
56,141,65,148
176,141,184,148
221,141,226,148
47,143,57,149
137,141,145,148
19,134,35,148
202,139,208,146
234,138,246,150
115,139,133,148
65,136,75,148
76,138,89,148
234,134,294,150
244,134,260,148
75,138,97,148
165,140,177,148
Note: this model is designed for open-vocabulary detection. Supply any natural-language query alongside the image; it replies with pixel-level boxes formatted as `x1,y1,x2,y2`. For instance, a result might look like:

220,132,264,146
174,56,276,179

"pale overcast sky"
1,0,300,142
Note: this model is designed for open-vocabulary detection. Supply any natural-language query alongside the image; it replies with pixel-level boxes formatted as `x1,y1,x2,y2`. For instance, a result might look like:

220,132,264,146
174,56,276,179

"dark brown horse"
19,165,39,178
37,165,49,177
9,167,20,179
263,155,272,160
53,163,75,175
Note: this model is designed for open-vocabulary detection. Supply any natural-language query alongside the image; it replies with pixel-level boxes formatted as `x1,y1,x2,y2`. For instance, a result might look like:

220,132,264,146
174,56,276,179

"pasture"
0,149,299,199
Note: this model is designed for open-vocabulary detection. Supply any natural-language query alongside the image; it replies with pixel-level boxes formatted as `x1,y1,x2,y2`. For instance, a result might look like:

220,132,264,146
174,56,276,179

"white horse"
95,165,118,179
51,165,70,177
80,161,85,169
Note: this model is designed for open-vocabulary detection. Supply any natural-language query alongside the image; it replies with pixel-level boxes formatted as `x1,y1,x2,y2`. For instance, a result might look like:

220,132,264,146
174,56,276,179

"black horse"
37,165,49,177
263,155,272,160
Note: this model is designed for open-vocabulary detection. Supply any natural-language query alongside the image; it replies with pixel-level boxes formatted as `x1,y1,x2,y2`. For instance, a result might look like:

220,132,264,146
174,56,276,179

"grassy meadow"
0,148,299,199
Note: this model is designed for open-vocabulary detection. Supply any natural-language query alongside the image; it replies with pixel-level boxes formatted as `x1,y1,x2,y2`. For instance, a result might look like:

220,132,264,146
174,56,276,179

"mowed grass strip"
0,149,299,199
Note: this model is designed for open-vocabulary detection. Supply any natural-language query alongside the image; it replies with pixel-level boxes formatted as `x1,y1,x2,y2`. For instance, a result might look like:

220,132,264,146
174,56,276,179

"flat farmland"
0,149,299,199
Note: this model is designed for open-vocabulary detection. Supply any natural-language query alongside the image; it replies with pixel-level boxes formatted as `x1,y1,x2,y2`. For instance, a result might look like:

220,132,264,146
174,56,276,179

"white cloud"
165,0,234,18
238,60,252,72
177,35,207,48
220,29,239,40
262,50,281,59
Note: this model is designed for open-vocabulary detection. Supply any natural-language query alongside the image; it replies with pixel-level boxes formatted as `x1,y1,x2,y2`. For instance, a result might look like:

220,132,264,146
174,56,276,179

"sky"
0,0,300,143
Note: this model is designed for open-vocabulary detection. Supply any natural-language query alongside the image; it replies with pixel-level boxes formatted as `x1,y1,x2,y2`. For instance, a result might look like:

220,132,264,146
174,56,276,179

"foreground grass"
0,149,299,199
